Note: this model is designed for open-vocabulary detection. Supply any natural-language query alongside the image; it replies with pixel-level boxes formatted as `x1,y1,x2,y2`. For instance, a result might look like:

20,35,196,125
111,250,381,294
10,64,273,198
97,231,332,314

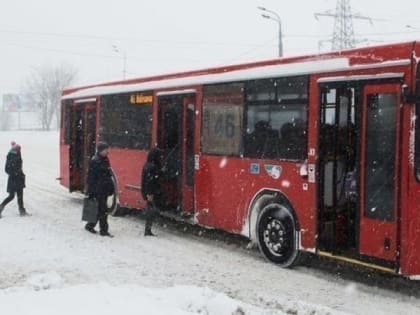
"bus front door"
69,103,97,193
359,84,401,262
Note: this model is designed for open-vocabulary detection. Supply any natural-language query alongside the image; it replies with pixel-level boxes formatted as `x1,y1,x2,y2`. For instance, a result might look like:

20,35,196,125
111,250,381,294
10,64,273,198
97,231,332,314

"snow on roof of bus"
61,57,408,100
62,58,348,100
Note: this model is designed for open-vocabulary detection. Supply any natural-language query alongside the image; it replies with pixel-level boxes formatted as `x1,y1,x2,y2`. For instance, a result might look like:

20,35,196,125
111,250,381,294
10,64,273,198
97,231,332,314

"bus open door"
318,81,401,268
157,93,195,215
359,84,401,262
69,101,97,193
181,96,196,213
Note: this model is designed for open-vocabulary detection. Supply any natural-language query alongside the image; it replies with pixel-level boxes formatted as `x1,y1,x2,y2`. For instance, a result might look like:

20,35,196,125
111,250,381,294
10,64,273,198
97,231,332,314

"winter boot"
19,209,30,216
85,224,97,234
100,231,114,238
144,229,156,237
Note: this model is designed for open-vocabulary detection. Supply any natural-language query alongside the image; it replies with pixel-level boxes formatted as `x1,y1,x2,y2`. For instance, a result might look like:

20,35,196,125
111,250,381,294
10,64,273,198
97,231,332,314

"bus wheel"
106,191,119,216
107,175,123,216
256,203,300,267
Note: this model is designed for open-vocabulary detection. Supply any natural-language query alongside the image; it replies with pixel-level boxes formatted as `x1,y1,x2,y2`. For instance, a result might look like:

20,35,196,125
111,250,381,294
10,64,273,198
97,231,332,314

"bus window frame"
244,75,309,161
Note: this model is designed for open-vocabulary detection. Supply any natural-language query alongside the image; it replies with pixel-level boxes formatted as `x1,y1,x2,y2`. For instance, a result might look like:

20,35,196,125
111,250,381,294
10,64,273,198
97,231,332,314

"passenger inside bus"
245,120,279,159
245,119,307,160
278,119,307,160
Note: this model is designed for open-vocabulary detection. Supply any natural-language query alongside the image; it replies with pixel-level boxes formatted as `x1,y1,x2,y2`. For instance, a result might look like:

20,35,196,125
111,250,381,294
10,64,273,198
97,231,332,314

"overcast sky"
0,0,419,93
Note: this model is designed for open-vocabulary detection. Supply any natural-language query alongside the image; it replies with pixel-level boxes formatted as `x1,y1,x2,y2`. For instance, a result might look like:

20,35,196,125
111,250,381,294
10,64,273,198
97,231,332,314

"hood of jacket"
147,148,162,166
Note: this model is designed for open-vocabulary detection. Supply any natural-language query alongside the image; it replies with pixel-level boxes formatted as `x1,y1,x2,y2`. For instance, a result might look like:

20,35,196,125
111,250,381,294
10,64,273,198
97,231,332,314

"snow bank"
26,271,63,291
0,283,283,315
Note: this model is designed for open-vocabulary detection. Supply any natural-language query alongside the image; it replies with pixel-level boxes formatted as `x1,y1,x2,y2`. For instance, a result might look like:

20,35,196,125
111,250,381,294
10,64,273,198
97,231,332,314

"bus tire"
256,202,300,268
106,191,120,216
107,173,123,216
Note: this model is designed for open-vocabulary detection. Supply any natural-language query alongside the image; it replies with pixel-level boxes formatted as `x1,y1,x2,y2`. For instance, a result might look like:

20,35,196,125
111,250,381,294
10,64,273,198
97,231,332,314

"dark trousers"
86,196,109,233
145,201,159,233
1,189,24,212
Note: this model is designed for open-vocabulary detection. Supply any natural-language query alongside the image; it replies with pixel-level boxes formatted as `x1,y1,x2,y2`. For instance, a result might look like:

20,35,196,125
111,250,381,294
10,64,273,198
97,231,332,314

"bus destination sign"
130,93,153,105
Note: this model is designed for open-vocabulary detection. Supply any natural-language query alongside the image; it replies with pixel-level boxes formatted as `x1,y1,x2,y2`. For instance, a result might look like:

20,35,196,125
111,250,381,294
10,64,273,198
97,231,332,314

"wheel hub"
263,218,287,256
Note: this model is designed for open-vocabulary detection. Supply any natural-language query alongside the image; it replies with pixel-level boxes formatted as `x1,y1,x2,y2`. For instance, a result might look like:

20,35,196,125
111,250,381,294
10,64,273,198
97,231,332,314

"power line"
3,42,118,59
0,28,276,48
1,26,418,47
1,41,237,63
221,36,280,64
284,29,420,39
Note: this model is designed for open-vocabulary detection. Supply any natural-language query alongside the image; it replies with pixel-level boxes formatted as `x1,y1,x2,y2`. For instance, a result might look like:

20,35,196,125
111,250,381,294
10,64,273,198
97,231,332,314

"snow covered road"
0,131,419,315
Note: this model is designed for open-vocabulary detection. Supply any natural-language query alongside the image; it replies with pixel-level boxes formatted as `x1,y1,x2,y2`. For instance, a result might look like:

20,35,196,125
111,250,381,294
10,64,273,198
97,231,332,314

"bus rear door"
359,83,401,262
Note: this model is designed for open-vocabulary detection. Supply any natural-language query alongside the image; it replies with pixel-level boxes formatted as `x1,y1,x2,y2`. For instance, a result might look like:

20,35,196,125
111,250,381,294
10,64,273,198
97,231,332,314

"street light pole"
112,45,127,80
258,6,283,57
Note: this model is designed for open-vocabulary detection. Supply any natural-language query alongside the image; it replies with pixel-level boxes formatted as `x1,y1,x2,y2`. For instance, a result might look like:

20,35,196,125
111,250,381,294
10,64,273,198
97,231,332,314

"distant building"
1,94,41,130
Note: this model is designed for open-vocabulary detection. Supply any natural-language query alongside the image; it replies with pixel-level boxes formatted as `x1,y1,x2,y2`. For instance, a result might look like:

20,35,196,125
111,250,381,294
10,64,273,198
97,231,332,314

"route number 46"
214,113,235,138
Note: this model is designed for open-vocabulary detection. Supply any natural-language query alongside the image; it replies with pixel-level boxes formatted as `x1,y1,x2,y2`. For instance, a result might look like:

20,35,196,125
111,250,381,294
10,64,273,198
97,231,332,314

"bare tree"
24,64,77,131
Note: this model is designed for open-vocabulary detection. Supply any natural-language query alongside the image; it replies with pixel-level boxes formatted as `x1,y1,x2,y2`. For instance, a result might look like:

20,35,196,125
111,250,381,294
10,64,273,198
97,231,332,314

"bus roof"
62,41,417,100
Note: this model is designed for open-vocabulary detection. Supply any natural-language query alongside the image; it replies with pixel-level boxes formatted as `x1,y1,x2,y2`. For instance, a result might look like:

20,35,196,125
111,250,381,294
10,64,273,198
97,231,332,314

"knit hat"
96,142,109,153
11,141,16,147
13,144,21,152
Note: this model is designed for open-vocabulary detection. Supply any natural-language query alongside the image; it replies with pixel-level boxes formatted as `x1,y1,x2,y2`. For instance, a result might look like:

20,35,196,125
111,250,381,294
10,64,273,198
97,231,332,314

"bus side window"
244,76,308,161
100,94,152,150
202,83,244,156
244,106,307,160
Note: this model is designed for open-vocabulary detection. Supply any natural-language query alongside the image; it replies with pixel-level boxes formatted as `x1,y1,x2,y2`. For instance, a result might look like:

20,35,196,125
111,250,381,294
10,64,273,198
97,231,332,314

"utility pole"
315,0,372,51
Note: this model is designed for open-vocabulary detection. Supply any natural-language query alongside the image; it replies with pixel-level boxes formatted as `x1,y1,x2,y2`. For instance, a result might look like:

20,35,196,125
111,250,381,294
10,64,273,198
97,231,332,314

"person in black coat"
0,144,28,218
84,142,114,237
141,147,164,236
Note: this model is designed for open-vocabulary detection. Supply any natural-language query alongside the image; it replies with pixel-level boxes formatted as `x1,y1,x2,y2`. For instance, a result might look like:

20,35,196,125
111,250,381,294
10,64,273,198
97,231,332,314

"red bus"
61,41,420,278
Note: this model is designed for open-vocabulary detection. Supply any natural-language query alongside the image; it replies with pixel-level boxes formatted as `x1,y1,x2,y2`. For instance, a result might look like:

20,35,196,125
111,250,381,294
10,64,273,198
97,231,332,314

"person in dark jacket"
0,143,28,218
141,147,164,236
84,142,114,237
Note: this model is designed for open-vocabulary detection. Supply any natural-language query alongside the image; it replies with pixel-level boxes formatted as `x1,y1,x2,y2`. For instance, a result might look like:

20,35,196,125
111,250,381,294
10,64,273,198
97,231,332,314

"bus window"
365,93,397,221
244,76,308,160
246,78,276,102
415,63,420,180
100,93,152,150
323,89,337,125
202,83,244,156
